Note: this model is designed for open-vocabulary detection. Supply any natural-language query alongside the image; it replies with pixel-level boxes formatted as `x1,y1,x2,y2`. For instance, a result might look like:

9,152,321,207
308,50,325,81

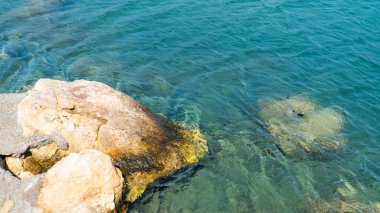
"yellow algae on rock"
177,127,208,164
122,126,208,202
259,95,344,155
126,172,156,202
6,142,67,177
4,157,24,177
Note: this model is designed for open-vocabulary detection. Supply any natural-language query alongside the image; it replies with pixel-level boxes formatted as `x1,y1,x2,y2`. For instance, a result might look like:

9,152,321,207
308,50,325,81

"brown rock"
37,150,124,213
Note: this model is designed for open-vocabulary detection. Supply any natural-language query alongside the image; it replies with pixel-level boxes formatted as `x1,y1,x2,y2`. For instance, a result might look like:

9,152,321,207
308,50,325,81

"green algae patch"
22,149,67,175
259,95,344,155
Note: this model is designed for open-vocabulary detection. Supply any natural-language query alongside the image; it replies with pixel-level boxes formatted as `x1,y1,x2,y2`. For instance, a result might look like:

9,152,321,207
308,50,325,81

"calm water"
1,0,380,212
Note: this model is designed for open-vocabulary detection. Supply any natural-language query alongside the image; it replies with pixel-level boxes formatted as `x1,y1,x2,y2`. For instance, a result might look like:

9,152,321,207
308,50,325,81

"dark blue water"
1,0,380,212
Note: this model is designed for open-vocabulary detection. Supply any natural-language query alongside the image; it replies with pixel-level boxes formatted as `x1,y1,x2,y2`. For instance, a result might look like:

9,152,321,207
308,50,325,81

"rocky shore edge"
0,79,208,212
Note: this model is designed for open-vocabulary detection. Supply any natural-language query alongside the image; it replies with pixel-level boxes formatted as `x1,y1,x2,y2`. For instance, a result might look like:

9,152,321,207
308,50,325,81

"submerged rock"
7,78,207,202
37,150,124,213
259,95,344,155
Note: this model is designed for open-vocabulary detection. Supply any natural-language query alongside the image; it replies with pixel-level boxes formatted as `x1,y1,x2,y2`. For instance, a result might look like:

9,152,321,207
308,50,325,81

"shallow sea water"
1,0,380,212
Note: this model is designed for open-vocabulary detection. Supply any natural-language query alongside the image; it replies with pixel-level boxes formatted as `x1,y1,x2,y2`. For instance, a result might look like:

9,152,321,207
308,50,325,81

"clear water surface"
1,0,380,212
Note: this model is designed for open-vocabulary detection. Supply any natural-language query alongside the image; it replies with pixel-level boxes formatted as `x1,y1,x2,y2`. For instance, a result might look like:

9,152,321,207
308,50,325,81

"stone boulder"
37,150,124,213
8,79,207,202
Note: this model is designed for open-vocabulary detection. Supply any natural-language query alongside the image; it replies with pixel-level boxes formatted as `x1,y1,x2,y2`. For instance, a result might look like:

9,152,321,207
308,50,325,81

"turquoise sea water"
1,0,380,212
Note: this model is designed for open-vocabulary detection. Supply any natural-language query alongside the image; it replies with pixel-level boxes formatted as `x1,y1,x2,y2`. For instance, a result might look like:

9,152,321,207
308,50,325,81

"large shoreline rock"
1,78,208,211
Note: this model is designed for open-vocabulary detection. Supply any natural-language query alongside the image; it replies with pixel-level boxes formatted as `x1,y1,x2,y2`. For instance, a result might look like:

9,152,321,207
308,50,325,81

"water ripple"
1,0,380,212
